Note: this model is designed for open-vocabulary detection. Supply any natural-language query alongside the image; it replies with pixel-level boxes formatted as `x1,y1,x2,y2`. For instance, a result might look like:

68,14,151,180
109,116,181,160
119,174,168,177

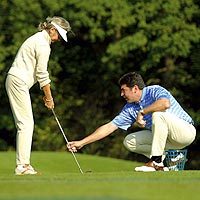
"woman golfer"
5,16,71,175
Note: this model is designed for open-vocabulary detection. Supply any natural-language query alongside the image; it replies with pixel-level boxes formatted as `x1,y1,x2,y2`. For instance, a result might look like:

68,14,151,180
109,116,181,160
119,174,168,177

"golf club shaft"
52,109,84,174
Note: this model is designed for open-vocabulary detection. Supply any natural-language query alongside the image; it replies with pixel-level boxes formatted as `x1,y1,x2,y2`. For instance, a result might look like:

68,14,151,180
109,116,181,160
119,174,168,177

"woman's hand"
43,96,54,109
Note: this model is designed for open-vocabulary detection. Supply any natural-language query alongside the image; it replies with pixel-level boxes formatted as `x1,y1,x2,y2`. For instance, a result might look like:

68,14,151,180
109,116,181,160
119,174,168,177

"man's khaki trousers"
123,112,196,158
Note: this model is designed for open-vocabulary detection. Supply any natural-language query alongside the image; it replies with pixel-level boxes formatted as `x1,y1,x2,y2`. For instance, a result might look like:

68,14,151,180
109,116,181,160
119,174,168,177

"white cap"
51,22,68,42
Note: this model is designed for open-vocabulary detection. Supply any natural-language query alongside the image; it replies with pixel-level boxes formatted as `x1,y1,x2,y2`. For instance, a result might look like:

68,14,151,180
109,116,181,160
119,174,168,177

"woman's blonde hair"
38,16,71,32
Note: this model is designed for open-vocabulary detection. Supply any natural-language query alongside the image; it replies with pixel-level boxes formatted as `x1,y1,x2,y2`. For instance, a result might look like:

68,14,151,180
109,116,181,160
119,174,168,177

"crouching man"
67,72,196,172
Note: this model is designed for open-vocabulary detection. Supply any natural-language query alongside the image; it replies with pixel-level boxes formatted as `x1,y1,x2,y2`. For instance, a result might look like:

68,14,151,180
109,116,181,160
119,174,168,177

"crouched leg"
123,130,153,158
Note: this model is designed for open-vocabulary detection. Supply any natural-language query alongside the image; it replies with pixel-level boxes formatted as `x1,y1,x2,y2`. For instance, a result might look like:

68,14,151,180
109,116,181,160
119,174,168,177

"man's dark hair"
118,72,145,89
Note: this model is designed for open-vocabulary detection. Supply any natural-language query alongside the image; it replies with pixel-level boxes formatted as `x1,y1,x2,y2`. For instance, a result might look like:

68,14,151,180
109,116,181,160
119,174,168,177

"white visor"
51,22,68,42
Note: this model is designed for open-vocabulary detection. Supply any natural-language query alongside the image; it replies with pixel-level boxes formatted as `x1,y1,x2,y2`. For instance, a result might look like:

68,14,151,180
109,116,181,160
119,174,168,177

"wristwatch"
139,109,145,116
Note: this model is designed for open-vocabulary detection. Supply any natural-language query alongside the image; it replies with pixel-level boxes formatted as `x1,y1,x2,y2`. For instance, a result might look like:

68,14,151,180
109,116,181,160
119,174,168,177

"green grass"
0,151,200,200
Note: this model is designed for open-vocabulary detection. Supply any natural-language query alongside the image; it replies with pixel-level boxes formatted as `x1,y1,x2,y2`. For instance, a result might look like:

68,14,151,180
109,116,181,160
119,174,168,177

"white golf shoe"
135,161,169,172
15,164,38,175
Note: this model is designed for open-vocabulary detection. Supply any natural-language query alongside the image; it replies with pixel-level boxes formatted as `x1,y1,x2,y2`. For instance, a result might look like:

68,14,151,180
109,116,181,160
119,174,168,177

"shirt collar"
42,30,51,45
139,87,147,103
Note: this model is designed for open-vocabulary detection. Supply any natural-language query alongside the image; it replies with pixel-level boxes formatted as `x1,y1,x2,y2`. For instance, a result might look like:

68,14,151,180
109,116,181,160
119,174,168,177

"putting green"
0,151,199,200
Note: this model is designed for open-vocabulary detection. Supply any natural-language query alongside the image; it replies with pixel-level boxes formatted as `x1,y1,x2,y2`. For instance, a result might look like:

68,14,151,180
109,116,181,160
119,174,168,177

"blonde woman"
5,16,71,175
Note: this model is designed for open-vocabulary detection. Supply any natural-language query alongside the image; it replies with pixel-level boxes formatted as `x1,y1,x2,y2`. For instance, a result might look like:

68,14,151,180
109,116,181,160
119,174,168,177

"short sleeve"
112,105,135,130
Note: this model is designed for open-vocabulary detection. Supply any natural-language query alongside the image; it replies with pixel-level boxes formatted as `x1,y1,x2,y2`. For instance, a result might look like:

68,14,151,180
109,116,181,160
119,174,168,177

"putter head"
85,170,92,173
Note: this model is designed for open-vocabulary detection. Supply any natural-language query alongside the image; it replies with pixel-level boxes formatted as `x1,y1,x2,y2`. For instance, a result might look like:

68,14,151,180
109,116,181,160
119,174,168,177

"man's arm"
142,98,170,115
67,121,118,152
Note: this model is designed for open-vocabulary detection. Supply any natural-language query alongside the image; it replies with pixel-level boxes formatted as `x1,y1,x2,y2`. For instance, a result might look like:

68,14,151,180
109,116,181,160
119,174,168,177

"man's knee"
123,134,137,152
152,112,166,124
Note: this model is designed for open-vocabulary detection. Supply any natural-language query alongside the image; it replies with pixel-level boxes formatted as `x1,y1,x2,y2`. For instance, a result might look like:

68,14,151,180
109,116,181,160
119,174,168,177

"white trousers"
6,75,34,165
123,112,196,158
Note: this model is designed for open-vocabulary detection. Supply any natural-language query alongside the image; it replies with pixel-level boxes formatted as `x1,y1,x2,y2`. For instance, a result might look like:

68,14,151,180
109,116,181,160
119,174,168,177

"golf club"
51,108,84,174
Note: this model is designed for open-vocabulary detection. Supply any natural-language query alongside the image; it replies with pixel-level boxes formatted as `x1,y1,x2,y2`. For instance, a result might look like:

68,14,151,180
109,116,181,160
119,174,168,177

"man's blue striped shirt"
112,85,194,130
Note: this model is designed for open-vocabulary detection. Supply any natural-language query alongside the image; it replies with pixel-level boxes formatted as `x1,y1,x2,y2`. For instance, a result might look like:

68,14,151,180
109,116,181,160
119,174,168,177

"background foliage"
0,0,200,168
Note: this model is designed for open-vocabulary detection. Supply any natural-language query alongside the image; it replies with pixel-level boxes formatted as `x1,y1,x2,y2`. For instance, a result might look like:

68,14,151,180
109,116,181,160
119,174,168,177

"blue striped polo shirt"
112,85,194,130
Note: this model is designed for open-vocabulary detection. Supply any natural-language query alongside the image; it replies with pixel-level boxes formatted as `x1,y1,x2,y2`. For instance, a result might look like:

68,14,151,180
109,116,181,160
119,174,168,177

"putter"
51,109,84,174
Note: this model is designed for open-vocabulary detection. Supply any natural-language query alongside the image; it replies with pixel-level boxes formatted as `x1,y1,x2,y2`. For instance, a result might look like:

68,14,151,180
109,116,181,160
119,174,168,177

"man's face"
120,84,140,103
